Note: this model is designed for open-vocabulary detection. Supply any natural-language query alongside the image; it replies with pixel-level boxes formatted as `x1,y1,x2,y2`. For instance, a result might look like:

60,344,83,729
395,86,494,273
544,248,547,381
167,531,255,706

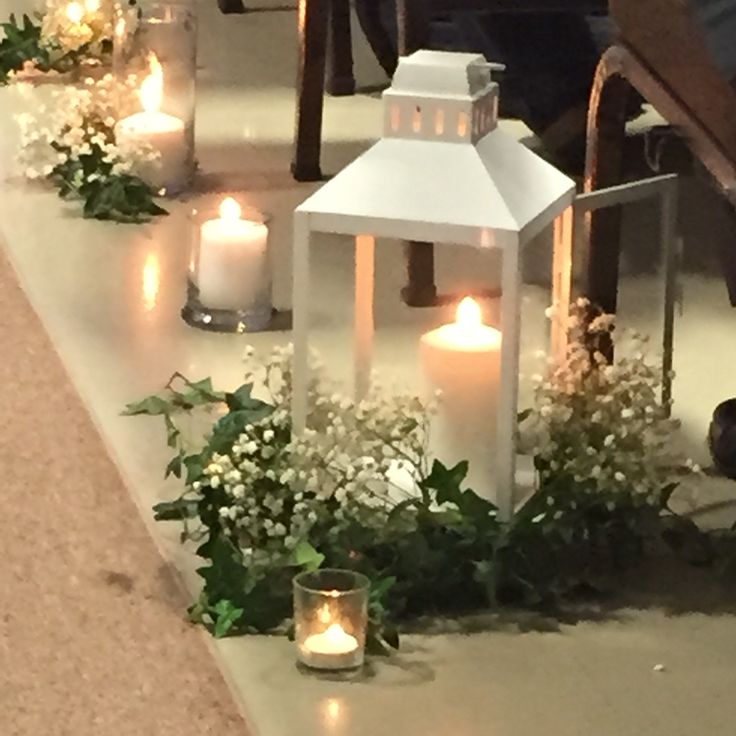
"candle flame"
114,15,126,39
140,53,163,114
456,296,483,328
84,0,100,13
317,604,331,624
219,197,242,222
65,2,84,24
323,623,350,643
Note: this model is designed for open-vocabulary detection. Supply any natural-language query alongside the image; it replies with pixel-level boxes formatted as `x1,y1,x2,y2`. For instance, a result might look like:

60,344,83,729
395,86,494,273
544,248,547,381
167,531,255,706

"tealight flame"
317,604,332,625
114,15,126,39
65,2,84,24
456,296,483,328
84,0,100,13
140,53,163,114
219,197,242,222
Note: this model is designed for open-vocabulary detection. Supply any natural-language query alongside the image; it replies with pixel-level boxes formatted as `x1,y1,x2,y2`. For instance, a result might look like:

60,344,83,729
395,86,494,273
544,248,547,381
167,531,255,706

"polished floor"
3,0,736,734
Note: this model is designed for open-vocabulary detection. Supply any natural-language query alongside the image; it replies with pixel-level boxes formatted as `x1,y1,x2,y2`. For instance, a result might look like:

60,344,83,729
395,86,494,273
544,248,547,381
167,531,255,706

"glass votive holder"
293,569,370,672
183,198,274,333
113,1,196,195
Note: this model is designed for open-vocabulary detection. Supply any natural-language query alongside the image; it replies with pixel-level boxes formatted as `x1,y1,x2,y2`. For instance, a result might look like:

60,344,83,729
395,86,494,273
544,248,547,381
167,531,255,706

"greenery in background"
125,305,722,648
0,12,111,84
0,14,50,82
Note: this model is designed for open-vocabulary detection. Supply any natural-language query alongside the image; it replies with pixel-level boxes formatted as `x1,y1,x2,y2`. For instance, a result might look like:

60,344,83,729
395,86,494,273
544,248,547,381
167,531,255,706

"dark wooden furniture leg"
584,47,631,316
292,0,329,182
397,0,439,306
354,0,398,77
326,0,356,96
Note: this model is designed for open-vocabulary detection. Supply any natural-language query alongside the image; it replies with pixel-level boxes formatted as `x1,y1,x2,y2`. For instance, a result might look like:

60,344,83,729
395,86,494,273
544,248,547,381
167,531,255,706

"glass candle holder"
113,1,196,194
293,569,369,672
183,198,274,332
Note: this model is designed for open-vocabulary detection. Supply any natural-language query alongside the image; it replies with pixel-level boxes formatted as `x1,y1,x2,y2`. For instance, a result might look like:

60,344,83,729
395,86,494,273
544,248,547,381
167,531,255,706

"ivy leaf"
370,576,396,602
209,406,274,454
164,413,180,449
225,383,268,412
183,454,205,485
152,497,199,521
420,459,469,506
177,377,225,407
196,536,249,602
292,540,325,571
212,599,245,638
165,453,183,478
122,395,171,416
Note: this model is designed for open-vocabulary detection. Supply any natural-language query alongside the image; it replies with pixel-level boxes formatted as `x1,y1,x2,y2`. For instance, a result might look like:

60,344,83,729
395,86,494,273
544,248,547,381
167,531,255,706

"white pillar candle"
196,197,269,311
114,53,188,192
420,297,502,501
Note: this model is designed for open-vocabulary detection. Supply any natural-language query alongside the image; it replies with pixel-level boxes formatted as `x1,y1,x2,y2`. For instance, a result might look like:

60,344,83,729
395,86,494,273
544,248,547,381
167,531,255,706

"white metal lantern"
292,50,576,519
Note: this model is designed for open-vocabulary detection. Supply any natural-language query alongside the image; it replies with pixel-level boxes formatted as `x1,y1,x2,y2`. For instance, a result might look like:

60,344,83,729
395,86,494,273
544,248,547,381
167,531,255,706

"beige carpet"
0,249,249,734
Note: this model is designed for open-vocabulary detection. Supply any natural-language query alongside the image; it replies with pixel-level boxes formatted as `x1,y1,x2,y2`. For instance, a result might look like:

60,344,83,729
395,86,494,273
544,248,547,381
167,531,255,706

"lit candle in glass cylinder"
183,197,273,333
114,53,188,192
294,570,368,671
420,297,502,501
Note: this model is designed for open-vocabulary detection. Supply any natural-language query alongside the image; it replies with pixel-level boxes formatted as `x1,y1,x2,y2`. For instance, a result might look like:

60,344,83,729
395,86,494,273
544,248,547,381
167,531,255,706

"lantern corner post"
551,204,574,363
354,234,376,402
292,211,312,435
497,239,522,522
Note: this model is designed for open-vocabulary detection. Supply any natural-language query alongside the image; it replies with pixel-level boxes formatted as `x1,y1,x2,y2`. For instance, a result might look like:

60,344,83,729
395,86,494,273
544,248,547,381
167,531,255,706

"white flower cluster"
520,298,694,510
197,345,432,572
15,72,157,182
40,0,115,56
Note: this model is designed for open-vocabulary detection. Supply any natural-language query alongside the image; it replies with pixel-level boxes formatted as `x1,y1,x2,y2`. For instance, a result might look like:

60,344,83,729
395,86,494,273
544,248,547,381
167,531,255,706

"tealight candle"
420,296,502,500
195,197,269,311
294,570,368,672
303,622,359,667
114,53,188,192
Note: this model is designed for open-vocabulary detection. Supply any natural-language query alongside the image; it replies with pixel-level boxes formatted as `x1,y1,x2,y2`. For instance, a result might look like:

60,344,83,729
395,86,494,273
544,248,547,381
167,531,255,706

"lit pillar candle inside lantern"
196,197,269,311
114,53,188,191
420,297,502,501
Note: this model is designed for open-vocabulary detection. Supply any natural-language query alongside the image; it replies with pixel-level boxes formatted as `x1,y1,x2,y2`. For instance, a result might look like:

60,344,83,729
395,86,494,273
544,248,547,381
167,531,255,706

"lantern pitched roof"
297,127,575,249
297,50,575,249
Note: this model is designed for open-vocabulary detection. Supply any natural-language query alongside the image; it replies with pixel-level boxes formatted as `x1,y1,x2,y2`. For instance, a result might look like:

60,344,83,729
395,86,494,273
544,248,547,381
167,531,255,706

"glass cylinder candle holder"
293,569,369,672
183,198,274,332
113,1,196,195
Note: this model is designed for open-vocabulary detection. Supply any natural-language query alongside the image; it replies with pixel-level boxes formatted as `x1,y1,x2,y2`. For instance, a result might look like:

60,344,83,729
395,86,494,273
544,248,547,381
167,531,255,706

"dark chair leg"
584,48,631,317
326,0,356,96
397,0,438,306
354,0,398,77
291,0,330,182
